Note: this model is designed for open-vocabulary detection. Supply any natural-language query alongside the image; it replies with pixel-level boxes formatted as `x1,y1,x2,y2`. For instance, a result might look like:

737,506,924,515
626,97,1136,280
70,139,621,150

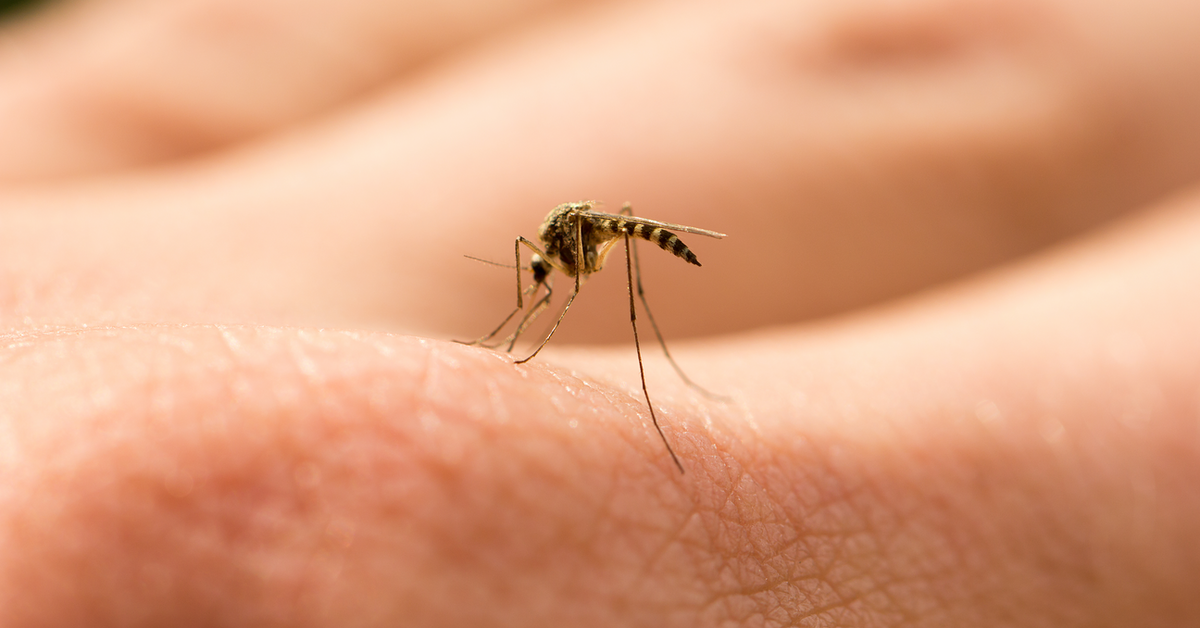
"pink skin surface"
2,0,1200,625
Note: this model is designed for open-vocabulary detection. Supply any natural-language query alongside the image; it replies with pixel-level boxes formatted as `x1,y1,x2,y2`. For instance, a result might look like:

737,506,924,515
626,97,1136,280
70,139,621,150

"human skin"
0,0,602,179
2,0,1200,626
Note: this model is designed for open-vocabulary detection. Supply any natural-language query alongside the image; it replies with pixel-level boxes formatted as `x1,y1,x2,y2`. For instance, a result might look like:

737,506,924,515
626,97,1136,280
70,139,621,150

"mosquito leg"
456,305,522,347
455,237,530,346
477,277,551,350
502,279,554,351
514,283,577,362
624,232,684,473
460,308,520,347
477,279,547,350
620,204,728,401
515,215,583,364
480,296,547,350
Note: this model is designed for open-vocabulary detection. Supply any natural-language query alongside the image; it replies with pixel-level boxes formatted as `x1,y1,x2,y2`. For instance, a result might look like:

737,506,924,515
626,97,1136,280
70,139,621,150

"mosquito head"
530,254,551,284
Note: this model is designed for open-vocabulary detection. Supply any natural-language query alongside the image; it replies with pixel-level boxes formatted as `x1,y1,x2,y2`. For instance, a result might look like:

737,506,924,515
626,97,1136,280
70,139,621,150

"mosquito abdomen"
599,219,701,266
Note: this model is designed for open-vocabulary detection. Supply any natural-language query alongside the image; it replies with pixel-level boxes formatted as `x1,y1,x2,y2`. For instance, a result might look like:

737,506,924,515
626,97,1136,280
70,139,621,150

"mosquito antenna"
464,254,530,271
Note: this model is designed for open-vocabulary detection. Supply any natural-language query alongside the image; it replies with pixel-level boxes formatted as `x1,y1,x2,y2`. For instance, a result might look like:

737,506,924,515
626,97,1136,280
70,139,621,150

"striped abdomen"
597,218,700,266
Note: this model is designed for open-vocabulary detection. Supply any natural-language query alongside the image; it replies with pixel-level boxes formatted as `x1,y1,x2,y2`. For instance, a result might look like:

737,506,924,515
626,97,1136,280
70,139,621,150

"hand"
3,0,1200,625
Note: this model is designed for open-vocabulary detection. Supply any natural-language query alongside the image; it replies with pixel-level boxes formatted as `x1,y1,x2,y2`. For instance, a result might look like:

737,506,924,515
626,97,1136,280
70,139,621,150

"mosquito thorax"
538,201,601,273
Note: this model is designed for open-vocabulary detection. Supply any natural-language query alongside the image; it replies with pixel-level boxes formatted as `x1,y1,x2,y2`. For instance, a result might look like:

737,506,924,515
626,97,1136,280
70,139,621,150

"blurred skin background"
3,0,1200,625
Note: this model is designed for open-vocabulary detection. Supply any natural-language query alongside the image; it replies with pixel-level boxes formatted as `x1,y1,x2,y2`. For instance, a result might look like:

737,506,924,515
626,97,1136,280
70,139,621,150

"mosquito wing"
576,209,726,239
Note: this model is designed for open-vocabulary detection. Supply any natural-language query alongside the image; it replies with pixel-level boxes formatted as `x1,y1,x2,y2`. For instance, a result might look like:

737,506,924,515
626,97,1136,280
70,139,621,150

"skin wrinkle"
777,456,882,606
687,447,877,625
449,346,888,627
403,348,705,624
858,453,951,619
676,330,1068,626
539,352,687,473
571,463,626,570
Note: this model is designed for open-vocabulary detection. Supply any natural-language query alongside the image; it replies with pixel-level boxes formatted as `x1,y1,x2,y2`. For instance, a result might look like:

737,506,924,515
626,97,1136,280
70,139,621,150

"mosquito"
459,200,725,473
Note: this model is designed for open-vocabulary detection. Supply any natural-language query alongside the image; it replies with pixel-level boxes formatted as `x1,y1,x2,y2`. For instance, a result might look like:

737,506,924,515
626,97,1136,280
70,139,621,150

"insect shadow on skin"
457,200,727,473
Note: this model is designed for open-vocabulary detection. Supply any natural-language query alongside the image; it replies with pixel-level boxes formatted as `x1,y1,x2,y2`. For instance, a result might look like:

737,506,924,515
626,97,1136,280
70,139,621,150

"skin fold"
2,0,1200,625
0,0,600,180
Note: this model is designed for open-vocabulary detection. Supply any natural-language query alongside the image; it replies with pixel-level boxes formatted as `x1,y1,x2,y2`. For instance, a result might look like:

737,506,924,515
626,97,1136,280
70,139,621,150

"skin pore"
2,0,1200,625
